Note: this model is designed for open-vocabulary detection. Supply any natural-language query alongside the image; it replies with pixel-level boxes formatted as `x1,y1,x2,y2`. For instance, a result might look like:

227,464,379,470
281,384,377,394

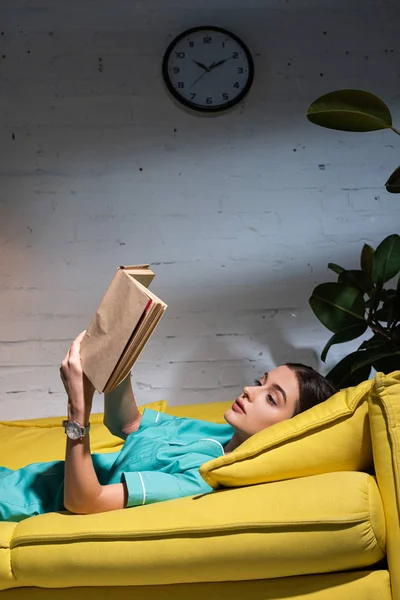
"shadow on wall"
138,271,323,405
170,318,321,402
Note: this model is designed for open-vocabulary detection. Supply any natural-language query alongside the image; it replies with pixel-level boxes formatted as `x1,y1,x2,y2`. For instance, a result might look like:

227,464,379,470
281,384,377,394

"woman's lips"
232,399,245,414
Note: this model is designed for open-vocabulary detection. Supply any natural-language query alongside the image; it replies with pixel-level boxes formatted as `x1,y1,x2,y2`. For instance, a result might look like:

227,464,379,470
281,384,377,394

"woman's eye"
254,379,262,386
267,394,277,406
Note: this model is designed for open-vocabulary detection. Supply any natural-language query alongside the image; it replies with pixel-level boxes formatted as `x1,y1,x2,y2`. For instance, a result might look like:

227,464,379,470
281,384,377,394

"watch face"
162,26,254,112
66,422,82,440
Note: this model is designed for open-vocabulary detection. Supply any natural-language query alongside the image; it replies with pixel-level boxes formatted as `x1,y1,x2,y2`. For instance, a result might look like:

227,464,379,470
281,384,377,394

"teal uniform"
0,409,234,522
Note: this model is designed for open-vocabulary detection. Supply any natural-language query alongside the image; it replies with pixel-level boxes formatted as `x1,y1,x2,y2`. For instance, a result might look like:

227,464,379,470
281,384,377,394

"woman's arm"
103,375,142,439
60,331,128,514
64,431,128,514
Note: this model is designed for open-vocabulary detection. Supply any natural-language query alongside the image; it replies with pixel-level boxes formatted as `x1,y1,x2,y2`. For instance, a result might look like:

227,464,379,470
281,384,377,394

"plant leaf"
369,279,384,312
360,244,374,275
326,352,372,388
309,282,366,333
306,90,392,132
328,263,345,276
371,234,400,284
321,322,368,362
338,269,373,294
388,277,400,326
373,355,400,373
394,325,400,347
374,306,390,322
358,334,387,350
385,166,400,194
395,276,400,323
350,350,400,373
374,290,396,323
387,297,397,328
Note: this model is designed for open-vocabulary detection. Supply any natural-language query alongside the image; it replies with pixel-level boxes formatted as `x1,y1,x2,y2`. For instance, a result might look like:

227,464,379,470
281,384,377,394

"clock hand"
188,57,233,92
209,57,232,70
188,68,210,90
192,59,209,71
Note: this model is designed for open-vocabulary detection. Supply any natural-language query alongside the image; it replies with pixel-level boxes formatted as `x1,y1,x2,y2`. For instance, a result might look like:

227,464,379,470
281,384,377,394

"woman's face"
224,366,300,441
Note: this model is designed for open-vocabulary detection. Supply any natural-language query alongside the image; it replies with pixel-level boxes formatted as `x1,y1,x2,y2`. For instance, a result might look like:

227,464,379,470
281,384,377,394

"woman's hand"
60,330,95,425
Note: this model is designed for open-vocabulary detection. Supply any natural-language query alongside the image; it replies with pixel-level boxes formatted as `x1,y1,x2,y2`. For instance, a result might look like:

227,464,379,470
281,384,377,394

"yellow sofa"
0,371,398,600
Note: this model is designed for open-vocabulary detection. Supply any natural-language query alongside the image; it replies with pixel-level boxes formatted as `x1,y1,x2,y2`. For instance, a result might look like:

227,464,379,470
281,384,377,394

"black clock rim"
162,25,254,113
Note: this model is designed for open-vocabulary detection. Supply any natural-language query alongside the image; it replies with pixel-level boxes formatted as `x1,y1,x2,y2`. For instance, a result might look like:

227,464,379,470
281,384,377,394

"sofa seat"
0,571,392,600
0,470,385,591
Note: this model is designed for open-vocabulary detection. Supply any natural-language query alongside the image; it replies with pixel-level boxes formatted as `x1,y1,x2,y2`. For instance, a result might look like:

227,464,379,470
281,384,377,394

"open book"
80,265,167,393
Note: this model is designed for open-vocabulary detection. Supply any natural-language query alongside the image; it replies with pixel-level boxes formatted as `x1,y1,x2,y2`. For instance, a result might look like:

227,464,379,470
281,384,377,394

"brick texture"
0,0,399,419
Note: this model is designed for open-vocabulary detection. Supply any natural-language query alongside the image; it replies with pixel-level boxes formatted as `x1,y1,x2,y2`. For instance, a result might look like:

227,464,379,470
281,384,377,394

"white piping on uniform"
199,438,225,455
137,472,146,505
155,411,160,423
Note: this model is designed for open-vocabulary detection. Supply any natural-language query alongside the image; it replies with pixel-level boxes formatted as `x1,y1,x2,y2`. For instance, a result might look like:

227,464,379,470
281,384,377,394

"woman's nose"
243,386,252,400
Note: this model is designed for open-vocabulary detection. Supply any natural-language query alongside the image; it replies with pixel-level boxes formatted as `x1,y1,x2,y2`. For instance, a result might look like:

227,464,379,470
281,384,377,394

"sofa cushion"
201,377,375,489
368,370,400,600
3,471,385,590
0,400,167,469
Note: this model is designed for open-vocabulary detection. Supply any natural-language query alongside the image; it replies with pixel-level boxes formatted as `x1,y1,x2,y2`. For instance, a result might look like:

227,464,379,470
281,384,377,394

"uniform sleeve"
122,467,213,508
139,408,178,429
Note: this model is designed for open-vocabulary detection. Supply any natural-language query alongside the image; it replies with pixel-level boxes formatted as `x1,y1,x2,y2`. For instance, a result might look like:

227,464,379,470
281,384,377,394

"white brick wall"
0,0,399,420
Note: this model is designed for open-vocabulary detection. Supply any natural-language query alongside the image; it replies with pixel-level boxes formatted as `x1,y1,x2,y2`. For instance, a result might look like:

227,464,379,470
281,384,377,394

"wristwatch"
62,420,91,440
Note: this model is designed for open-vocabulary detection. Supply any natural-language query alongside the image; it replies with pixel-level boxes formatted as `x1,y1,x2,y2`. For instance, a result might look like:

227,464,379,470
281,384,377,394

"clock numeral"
173,67,180,74
175,52,185,59
222,93,229,101
177,82,185,89
203,36,212,44
222,39,228,48
232,52,239,59
237,67,244,74
233,82,240,89
206,97,213,104
190,93,196,100
189,41,194,48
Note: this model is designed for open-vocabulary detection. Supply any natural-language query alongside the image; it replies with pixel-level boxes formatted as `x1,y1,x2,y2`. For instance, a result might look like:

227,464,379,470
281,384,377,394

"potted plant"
308,235,400,387
306,90,399,385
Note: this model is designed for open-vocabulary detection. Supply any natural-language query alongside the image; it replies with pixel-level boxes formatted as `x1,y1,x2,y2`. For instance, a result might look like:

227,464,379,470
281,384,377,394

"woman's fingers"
60,330,88,384
75,330,87,344
60,331,91,402
68,330,87,356
66,330,87,363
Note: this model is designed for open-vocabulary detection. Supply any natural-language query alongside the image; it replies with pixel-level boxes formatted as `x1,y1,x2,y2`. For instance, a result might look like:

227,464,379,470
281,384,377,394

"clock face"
162,26,254,112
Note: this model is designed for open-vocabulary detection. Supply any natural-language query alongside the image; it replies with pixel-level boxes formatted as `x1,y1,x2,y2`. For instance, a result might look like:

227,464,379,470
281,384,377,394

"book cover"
80,265,165,393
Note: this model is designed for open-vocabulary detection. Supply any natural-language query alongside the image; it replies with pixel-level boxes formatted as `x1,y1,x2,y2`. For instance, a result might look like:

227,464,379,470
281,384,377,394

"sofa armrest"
368,370,400,600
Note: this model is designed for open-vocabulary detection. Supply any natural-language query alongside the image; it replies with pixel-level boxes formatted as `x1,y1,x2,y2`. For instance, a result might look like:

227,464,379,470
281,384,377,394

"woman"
0,332,337,522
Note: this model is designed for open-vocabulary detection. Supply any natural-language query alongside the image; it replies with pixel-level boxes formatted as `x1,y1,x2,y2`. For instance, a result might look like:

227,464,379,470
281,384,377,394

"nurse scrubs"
0,409,234,522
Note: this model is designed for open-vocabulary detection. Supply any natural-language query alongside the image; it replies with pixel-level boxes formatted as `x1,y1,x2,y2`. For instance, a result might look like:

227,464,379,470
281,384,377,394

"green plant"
309,235,400,387
306,89,400,193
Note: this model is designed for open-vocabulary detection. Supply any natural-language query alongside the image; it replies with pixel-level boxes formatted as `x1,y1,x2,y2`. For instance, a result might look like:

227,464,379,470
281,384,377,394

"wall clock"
162,26,254,113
